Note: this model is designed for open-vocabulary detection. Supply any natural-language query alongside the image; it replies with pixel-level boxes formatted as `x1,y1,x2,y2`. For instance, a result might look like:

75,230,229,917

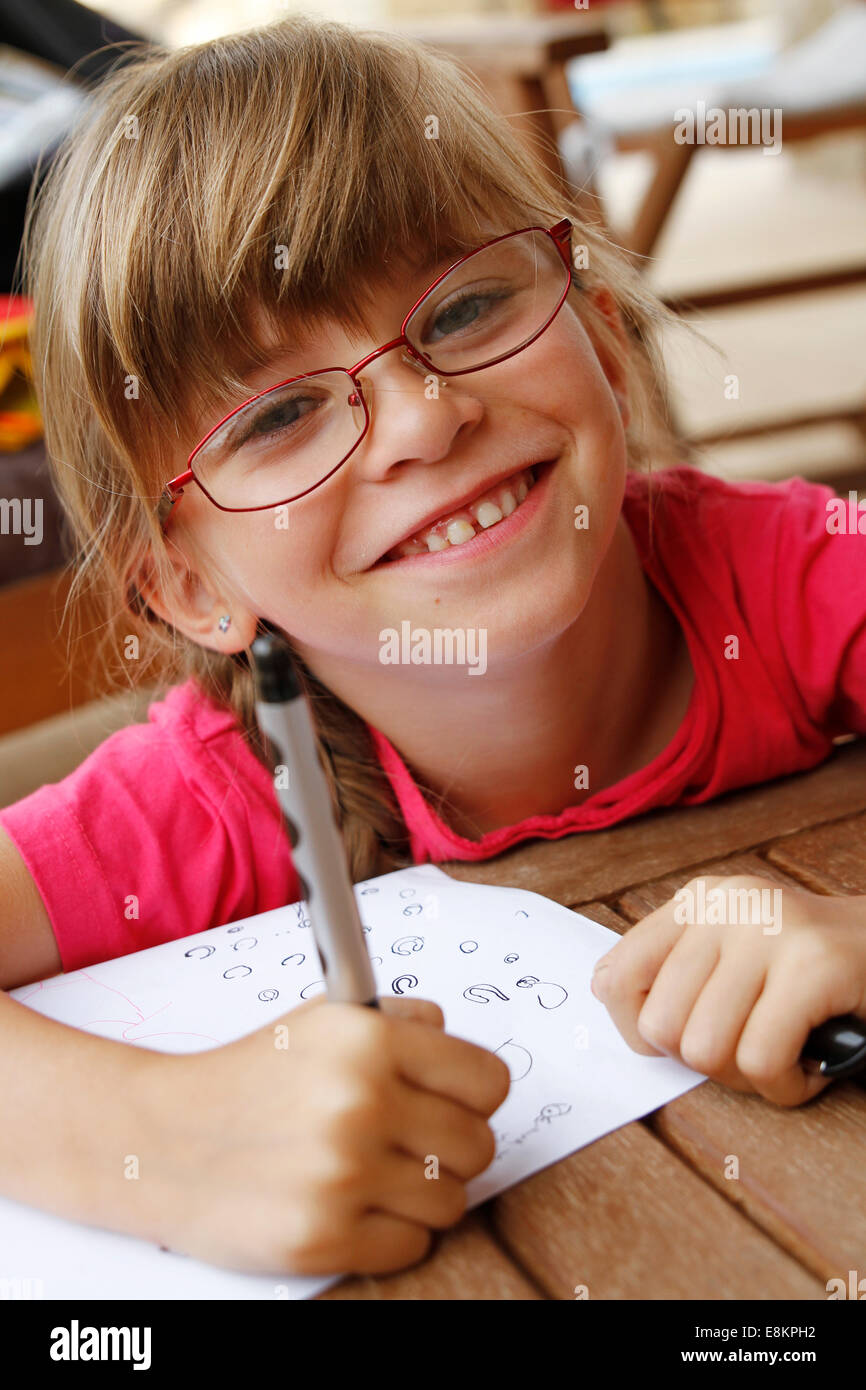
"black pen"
801,1015,866,1080
250,624,379,1008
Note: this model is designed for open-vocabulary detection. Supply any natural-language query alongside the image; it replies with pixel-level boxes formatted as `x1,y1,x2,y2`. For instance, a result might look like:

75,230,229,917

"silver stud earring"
218,615,232,633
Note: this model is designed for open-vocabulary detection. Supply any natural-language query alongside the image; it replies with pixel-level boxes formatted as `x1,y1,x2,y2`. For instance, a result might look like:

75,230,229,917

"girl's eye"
426,288,511,343
238,393,320,446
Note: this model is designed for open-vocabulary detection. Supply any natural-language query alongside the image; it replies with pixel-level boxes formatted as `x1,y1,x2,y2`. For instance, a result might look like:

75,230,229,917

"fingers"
285,1208,436,1279
287,996,508,1116
377,996,445,1029
733,970,838,1107
388,1081,496,1180
674,958,768,1083
591,907,687,1056
635,932,722,1057
316,1151,475,1278
386,1016,511,1117
593,901,686,992
348,1212,434,1276
368,1151,470,1231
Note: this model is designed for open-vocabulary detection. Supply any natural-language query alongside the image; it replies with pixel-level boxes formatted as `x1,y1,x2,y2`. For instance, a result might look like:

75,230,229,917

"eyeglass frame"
159,217,574,524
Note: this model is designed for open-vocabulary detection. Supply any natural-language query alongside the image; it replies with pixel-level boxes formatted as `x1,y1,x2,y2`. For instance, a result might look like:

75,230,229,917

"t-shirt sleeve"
769,477,866,738
0,713,298,973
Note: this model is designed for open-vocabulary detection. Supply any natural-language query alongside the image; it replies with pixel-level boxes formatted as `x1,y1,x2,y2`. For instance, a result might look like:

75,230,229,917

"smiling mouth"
379,464,540,562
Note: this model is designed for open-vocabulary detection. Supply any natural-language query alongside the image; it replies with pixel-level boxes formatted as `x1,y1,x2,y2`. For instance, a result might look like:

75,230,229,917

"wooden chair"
560,3,866,471
386,14,611,228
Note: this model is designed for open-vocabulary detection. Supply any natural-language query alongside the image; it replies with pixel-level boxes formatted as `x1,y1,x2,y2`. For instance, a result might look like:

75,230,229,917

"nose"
350,346,482,479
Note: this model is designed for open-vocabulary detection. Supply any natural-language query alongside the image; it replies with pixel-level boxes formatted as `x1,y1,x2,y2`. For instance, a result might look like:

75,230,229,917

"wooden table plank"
442,742,866,907
576,901,631,937
764,811,866,895
490,1121,824,1299
614,850,807,924
649,1081,866,1286
318,1212,543,1300
610,853,866,1284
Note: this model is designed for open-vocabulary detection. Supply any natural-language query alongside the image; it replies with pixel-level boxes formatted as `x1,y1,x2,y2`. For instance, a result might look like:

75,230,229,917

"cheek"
514,318,628,521
213,511,378,653
508,311,625,444
202,509,333,598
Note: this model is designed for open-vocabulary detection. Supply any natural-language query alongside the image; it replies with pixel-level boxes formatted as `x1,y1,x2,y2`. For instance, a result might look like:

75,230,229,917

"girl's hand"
136,994,510,1278
590,875,866,1107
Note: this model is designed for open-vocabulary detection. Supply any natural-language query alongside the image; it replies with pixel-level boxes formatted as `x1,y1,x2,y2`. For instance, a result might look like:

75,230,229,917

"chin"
442,575,592,663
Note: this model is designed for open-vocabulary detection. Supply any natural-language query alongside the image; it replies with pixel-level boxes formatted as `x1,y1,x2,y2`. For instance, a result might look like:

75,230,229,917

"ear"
136,539,259,654
584,285,631,429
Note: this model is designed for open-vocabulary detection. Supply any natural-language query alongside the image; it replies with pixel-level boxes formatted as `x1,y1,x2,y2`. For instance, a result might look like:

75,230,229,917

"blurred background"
0,0,865,800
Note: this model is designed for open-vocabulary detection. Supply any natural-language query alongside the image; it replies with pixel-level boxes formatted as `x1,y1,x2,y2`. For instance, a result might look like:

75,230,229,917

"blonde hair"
20,15,684,880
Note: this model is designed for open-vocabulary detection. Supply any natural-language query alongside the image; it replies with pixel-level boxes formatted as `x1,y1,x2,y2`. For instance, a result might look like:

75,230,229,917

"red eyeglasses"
159,218,574,523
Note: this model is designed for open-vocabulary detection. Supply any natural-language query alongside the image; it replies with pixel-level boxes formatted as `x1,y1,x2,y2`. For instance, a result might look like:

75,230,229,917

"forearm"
0,989,171,1241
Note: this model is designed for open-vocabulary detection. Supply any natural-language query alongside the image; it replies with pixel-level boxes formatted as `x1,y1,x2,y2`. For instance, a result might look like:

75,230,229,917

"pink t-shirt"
2,466,864,971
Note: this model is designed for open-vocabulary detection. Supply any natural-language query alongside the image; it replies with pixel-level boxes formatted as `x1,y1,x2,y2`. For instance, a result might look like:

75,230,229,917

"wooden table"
320,736,866,1300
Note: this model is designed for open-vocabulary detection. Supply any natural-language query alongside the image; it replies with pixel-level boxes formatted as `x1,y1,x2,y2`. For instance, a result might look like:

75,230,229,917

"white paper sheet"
2,864,704,1299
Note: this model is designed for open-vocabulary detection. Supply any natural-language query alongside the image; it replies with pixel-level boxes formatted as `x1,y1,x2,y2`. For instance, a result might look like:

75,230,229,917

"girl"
1,16,864,1279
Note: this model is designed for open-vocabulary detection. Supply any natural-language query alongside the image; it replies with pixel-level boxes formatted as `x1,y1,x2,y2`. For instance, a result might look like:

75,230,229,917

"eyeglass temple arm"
166,468,194,495
158,469,194,527
549,218,574,270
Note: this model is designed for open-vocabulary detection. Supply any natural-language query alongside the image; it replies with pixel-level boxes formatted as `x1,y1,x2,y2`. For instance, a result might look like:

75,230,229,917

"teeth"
474,500,503,528
386,464,540,560
446,519,476,547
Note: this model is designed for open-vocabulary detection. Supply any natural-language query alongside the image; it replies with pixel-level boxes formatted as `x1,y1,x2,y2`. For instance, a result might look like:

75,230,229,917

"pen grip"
255,696,378,1007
